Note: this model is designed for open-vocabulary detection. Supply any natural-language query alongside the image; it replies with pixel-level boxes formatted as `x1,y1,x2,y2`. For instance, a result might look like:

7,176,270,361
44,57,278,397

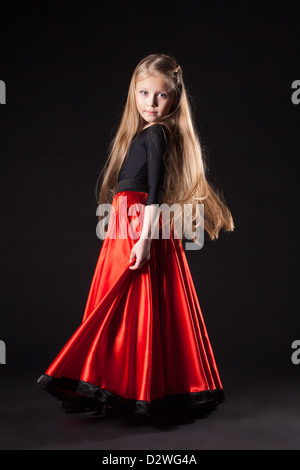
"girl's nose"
148,94,157,107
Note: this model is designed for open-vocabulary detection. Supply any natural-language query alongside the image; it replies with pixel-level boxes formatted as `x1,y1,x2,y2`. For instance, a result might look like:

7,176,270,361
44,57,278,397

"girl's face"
135,74,174,126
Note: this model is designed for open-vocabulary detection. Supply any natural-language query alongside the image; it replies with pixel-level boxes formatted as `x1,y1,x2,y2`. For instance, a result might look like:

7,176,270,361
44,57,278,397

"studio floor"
0,371,299,450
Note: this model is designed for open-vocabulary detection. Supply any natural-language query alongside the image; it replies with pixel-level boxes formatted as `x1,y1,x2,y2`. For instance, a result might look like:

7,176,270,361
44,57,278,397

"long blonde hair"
96,53,234,241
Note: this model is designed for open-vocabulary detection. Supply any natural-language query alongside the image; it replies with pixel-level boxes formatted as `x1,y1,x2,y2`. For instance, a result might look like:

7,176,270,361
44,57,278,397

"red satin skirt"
37,190,224,418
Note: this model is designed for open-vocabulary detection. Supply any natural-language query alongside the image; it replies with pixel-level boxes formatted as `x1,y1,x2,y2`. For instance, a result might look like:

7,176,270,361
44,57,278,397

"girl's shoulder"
140,123,170,142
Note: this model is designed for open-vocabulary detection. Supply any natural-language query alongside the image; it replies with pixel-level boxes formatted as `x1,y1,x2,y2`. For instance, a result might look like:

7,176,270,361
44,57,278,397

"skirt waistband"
116,179,148,194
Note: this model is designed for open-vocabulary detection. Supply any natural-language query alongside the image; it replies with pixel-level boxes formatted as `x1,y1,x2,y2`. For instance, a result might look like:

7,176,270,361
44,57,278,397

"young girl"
37,53,234,419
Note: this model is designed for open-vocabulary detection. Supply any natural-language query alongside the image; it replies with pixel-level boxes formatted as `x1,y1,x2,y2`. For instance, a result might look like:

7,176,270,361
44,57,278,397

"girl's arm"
129,124,167,270
129,204,160,270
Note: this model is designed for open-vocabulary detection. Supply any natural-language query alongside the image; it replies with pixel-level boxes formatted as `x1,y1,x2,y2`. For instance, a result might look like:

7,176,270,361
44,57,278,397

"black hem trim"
36,374,224,418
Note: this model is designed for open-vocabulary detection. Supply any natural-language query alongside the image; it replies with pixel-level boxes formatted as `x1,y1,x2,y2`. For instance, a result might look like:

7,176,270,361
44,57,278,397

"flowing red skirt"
37,190,224,417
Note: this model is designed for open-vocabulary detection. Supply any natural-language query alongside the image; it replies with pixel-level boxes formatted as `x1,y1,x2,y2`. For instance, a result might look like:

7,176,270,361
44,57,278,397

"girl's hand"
129,238,152,270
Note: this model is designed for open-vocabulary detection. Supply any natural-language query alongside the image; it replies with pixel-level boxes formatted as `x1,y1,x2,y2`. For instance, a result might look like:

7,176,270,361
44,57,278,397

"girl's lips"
145,111,157,114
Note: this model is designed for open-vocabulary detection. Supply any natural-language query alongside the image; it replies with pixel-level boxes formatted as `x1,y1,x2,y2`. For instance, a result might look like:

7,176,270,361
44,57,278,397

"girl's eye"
139,91,168,98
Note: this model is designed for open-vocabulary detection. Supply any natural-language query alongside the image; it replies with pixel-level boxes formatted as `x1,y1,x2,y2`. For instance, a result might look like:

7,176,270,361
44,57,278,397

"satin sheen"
42,191,223,408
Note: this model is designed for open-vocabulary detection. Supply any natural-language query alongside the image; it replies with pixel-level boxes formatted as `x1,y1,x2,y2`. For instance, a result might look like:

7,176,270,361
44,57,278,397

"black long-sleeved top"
117,124,167,206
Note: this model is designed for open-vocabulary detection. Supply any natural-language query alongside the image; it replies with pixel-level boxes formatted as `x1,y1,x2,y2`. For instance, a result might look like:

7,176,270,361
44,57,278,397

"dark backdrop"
0,1,299,406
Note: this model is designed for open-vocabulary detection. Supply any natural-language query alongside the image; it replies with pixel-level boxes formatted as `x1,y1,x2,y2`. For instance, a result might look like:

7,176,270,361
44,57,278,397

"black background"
0,0,299,449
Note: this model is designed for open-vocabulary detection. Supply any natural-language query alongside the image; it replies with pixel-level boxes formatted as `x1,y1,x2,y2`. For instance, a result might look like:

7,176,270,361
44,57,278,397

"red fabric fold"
44,190,223,403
